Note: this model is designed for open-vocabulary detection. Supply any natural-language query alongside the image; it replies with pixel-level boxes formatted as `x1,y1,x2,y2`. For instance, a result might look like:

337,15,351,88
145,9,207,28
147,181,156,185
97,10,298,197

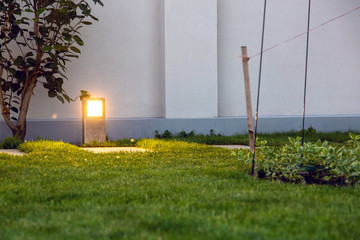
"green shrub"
155,130,198,139
236,133,360,186
178,131,187,138
154,130,161,139
178,130,195,138
161,130,173,139
154,130,173,139
0,137,22,149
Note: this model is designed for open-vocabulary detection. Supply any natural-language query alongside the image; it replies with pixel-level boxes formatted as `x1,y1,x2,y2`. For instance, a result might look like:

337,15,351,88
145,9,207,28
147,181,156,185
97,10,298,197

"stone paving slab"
81,147,148,154
212,145,250,150
0,149,25,156
82,146,248,153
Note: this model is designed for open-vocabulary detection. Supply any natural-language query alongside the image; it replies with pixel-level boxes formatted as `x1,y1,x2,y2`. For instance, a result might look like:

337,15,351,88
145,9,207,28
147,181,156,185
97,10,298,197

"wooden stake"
241,46,257,177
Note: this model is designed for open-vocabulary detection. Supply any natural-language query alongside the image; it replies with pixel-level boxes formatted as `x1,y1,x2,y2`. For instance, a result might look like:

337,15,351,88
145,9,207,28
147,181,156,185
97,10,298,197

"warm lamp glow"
82,97,106,144
87,100,103,117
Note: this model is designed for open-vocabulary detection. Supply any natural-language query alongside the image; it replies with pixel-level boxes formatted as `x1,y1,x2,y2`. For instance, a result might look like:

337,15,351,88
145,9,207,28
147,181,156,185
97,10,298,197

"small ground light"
82,98,106,144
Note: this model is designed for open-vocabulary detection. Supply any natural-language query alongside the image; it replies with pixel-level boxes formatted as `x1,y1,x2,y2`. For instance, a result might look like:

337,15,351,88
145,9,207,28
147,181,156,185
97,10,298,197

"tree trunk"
11,124,26,142
12,80,36,142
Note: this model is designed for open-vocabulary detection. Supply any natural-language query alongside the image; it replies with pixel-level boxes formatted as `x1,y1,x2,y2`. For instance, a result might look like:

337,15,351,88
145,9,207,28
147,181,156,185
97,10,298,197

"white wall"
306,0,360,115
218,0,360,117
27,0,165,120
7,0,360,122
164,0,218,118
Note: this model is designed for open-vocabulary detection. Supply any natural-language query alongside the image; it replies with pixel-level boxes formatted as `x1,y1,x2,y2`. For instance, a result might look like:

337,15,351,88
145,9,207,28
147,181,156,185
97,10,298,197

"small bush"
298,126,316,135
155,130,196,139
1,137,22,149
154,130,173,139
161,130,173,139
178,131,187,138
236,133,360,186
178,130,195,138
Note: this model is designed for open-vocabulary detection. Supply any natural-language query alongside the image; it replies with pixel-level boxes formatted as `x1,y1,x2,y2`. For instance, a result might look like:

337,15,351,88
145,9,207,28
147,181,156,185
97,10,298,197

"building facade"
1,0,360,143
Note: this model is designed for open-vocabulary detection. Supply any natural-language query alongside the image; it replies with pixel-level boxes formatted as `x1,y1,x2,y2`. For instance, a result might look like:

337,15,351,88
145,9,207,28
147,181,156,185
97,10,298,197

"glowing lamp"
87,100,104,117
82,98,106,144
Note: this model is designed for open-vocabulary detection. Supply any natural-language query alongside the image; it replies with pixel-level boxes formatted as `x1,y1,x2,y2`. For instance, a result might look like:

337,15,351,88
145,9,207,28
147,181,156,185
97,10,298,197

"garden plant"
236,133,360,186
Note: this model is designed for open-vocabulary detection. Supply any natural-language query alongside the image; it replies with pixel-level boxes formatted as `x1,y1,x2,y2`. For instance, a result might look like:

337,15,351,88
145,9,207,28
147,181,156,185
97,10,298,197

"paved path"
212,145,250,150
82,146,249,153
81,147,148,153
0,149,25,156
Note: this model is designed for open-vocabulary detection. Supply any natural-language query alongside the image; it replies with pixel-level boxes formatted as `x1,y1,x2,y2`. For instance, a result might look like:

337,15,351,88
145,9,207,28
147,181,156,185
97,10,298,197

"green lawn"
0,139,359,239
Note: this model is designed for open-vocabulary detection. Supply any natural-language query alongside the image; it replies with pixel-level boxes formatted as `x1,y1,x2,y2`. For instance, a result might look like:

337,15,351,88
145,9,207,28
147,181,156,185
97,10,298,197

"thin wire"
301,0,311,146
249,5,360,59
252,0,267,176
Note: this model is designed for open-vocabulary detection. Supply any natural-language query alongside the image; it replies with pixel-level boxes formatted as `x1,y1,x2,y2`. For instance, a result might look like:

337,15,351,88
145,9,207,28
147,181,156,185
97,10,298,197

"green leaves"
80,21,92,25
237,134,360,186
42,46,52,52
57,95,64,103
63,94,71,103
14,56,24,66
24,9,34,13
53,44,63,51
80,90,91,101
70,46,81,54
73,35,84,46
92,0,104,6
48,91,57,98
36,7,47,16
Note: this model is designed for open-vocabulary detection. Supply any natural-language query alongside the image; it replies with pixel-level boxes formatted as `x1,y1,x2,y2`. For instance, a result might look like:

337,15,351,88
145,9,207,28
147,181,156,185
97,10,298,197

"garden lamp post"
82,98,106,144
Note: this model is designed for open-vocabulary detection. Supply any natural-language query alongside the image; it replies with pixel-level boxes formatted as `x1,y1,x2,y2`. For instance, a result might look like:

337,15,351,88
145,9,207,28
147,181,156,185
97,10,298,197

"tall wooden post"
241,46,256,177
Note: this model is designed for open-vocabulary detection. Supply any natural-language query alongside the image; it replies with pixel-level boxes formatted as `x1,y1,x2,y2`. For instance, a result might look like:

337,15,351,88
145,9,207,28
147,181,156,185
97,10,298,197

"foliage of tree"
0,0,103,141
